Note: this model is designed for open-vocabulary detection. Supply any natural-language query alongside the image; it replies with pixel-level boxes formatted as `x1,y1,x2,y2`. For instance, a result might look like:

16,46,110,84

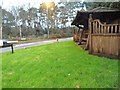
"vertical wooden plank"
109,35,111,55
75,29,77,41
99,35,102,53
114,36,116,55
96,21,98,33
116,36,118,56
111,36,114,55
106,26,108,33
101,25,103,33
111,35,113,55
78,29,83,44
77,29,79,42
103,35,105,53
111,35,112,55
104,35,106,54
106,36,109,54
107,26,110,33
85,30,89,50
116,35,119,56
115,25,117,33
93,21,95,34
117,36,119,56
94,21,96,33
118,24,120,33
99,24,101,33
111,26,113,33
103,25,104,33
104,23,106,33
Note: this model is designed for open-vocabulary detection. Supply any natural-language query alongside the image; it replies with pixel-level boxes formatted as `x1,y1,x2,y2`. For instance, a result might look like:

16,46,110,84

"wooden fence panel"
89,19,120,59
91,34,120,57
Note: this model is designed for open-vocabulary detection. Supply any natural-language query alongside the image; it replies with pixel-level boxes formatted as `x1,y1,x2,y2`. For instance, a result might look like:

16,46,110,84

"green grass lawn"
2,41,118,88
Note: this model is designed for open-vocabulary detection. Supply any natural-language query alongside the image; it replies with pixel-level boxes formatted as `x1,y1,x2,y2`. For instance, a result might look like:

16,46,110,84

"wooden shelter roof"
71,7,120,29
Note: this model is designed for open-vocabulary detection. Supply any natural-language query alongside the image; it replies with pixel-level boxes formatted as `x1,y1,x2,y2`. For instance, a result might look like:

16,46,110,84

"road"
0,37,73,53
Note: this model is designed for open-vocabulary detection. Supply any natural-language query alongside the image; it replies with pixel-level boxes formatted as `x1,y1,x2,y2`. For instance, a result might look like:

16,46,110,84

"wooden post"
78,29,83,45
11,45,14,53
89,14,92,53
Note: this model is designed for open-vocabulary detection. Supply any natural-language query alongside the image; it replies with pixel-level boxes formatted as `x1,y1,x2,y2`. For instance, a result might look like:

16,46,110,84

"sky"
1,0,117,11
0,0,84,28
0,0,61,10
0,0,87,10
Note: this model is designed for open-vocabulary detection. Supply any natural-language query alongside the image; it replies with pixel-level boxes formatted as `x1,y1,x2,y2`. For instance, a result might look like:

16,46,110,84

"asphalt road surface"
0,37,72,53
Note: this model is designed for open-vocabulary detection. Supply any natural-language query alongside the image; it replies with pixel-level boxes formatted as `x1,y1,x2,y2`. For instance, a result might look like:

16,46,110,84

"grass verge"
2,41,118,88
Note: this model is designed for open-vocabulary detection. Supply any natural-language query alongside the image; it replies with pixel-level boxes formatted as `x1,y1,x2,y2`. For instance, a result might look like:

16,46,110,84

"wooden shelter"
71,7,120,59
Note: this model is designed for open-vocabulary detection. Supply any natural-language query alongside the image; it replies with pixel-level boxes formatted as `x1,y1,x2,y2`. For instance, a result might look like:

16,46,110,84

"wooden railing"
89,16,120,59
91,19,120,34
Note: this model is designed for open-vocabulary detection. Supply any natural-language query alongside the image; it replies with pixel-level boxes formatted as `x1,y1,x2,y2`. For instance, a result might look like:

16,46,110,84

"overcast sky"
0,0,61,10
1,0,117,11
0,0,118,8
0,0,86,10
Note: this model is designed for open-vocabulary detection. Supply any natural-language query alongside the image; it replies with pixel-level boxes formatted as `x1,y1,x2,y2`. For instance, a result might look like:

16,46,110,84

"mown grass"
2,41,118,88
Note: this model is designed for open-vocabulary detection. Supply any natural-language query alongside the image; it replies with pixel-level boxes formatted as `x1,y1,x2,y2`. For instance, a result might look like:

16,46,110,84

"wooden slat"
111,26,113,33
98,24,101,33
104,23,106,33
118,25,120,33
107,26,110,33
115,25,118,33
95,22,98,33
78,29,84,44
92,19,119,34
103,25,105,33
85,33,89,50
101,25,104,33
94,21,96,33
93,21,95,33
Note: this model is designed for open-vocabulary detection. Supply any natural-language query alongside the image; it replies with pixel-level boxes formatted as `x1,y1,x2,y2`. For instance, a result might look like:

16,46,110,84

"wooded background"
0,2,120,39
